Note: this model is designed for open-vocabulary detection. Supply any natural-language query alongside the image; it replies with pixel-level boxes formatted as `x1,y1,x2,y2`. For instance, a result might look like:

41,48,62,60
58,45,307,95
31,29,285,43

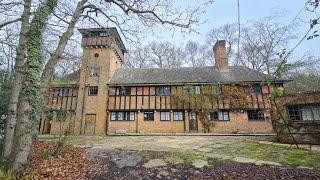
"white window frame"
195,86,201,94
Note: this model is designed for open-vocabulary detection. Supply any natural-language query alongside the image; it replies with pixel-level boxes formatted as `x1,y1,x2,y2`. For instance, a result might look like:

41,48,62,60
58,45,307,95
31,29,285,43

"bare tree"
206,23,238,57
149,41,185,68
3,0,32,160
126,41,185,68
185,40,207,67
239,14,298,75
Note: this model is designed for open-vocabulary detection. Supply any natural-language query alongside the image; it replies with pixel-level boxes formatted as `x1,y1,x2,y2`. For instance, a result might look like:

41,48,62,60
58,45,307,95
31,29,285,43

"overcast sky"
150,0,319,57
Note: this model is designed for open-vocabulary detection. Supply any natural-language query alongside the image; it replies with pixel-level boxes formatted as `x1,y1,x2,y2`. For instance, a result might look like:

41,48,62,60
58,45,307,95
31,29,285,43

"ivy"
172,84,249,132
26,0,57,122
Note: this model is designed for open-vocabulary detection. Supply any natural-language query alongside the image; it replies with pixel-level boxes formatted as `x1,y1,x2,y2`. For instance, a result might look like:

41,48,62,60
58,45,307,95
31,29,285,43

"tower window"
90,66,100,76
88,86,98,96
94,53,99,58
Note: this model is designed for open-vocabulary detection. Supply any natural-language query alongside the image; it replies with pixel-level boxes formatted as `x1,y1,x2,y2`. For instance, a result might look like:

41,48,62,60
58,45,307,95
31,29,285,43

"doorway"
84,114,96,135
189,112,198,132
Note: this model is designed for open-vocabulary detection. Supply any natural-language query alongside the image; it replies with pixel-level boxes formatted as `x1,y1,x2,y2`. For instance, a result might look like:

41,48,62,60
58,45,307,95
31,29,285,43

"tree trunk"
11,85,32,175
3,0,32,159
34,0,87,139
40,0,87,90
11,0,58,176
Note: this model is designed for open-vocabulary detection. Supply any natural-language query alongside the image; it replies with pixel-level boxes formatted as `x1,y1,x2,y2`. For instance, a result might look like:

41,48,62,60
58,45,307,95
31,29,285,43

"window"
94,53,99,58
144,112,154,121
209,110,229,121
247,110,264,121
99,32,108,37
88,86,98,96
161,112,170,121
212,85,222,94
173,112,184,121
110,112,135,121
183,86,200,94
250,85,262,94
117,86,131,96
90,66,100,76
195,86,201,94
189,112,197,120
59,87,68,97
287,104,320,122
155,86,171,95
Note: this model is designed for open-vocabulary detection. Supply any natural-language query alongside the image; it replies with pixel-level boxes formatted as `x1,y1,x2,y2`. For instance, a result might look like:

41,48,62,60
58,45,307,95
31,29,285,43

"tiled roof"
108,66,286,86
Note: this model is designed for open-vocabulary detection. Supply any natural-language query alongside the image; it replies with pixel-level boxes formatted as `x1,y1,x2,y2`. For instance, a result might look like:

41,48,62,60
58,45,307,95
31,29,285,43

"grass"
212,141,320,168
178,153,208,165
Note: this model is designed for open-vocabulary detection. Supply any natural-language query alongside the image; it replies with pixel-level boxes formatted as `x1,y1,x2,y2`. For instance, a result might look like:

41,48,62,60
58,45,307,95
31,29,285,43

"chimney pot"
213,40,228,69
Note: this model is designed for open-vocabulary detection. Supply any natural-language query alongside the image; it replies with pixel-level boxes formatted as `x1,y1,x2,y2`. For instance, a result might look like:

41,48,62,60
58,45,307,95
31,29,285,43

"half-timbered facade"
39,28,286,135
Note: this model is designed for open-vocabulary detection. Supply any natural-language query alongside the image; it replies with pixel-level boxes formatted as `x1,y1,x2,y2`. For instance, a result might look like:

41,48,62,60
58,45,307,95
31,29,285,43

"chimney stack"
213,40,228,69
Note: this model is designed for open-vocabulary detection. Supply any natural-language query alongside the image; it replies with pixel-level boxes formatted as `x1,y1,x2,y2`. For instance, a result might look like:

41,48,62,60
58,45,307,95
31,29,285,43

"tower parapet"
78,28,126,62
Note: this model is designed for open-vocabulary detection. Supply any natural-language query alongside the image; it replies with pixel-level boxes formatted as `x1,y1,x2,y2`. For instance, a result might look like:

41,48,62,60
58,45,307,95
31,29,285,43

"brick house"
39,28,287,135
273,91,320,144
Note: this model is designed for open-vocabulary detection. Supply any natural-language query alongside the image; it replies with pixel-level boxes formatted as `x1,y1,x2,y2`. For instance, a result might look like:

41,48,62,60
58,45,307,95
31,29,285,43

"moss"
283,149,320,168
178,152,207,165
214,141,320,169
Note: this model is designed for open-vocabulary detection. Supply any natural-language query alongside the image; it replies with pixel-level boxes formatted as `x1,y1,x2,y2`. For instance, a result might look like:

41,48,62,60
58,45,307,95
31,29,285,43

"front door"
84,114,96,135
189,112,198,132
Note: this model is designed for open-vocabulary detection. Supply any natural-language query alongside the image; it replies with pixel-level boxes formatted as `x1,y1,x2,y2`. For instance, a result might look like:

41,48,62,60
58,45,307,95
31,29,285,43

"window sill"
210,120,230,121
110,120,134,121
290,120,320,124
248,119,265,121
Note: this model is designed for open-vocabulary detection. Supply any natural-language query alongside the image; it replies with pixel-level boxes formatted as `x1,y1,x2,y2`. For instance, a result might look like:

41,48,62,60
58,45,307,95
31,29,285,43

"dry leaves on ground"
23,141,103,179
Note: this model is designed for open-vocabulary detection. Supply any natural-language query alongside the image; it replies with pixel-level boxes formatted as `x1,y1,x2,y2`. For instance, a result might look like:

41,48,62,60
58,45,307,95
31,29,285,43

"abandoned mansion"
39,28,288,135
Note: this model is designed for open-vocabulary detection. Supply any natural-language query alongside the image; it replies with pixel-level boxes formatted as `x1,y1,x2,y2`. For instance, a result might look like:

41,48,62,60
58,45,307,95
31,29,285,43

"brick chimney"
213,40,228,69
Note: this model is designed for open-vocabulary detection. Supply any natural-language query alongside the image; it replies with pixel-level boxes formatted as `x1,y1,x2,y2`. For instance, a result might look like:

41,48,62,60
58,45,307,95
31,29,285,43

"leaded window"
212,85,222,94
110,112,135,121
144,112,154,121
155,86,171,95
173,112,184,121
59,87,68,97
209,110,229,121
88,86,98,96
90,66,100,76
160,112,170,121
250,85,262,94
287,104,320,122
189,112,197,120
117,86,131,96
248,110,264,121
